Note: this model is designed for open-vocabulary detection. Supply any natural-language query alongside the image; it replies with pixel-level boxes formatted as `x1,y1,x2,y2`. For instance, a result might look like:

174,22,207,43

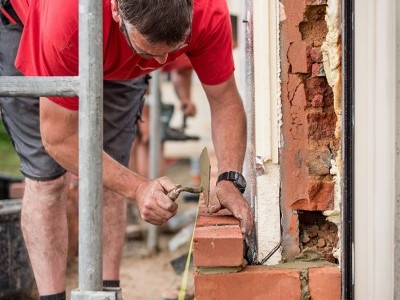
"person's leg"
102,78,148,284
129,104,150,178
102,189,127,281
0,8,69,297
22,175,69,296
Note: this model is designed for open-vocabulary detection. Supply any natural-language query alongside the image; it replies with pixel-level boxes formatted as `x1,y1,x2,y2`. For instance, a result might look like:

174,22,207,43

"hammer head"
199,147,211,206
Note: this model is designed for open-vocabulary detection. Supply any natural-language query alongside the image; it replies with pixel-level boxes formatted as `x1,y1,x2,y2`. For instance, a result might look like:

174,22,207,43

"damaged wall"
280,0,342,261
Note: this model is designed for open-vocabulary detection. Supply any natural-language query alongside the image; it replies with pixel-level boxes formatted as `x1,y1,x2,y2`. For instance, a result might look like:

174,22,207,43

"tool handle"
167,185,203,201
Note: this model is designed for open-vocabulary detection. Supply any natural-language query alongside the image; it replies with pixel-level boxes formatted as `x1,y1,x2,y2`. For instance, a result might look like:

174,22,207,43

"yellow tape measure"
178,202,200,300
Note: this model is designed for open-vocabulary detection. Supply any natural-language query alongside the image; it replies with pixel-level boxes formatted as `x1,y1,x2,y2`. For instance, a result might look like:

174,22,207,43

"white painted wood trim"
354,0,396,298
253,0,282,264
253,0,281,164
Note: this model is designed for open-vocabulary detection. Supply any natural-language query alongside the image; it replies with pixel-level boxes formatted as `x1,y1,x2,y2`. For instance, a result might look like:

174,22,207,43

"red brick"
196,215,240,227
311,63,325,77
306,148,332,175
288,41,310,73
308,266,341,300
310,47,323,62
310,94,324,107
194,266,301,300
307,112,337,140
9,182,25,199
291,181,334,211
193,225,243,267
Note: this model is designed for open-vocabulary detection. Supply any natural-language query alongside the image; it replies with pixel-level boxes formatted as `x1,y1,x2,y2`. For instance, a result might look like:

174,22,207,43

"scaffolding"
0,0,119,298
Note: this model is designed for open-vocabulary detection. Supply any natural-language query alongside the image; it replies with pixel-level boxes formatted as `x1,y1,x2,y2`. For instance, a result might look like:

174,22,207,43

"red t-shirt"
11,0,234,110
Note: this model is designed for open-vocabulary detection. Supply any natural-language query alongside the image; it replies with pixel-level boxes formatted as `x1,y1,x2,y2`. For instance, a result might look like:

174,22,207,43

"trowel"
168,147,210,276
167,147,210,205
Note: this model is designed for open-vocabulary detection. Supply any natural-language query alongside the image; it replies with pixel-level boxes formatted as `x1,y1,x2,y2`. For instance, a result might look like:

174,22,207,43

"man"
0,0,252,299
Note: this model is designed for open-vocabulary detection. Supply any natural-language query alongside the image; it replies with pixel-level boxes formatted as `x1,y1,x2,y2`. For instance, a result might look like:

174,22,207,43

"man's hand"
180,100,196,117
208,181,253,236
134,176,179,225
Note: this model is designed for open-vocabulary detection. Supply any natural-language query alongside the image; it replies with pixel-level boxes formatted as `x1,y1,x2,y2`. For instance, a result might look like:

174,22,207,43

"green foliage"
0,118,22,178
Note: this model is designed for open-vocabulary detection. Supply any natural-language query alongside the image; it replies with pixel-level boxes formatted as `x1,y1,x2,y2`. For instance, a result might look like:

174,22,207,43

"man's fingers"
212,181,254,235
157,176,179,194
156,191,178,212
208,191,222,213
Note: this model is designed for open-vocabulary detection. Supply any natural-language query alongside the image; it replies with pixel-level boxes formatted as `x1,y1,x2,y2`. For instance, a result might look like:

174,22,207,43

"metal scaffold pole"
147,70,162,252
76,0,104,293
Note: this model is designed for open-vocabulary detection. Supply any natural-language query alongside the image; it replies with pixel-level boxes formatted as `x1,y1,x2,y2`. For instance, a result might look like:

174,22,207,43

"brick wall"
280,0,340,260
193,1,342,297
193,209,341,300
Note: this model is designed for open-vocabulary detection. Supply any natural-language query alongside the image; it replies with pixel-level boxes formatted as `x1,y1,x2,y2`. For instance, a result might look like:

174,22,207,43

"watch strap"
217,171,246,193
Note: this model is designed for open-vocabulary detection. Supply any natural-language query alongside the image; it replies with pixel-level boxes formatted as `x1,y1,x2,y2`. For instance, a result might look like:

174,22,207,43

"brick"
308,266,341,300
309,47,323,62
194,266,301,300
310,94,324,107
291,181,334,211
311,63,325,77
284,1,307,41
305,77,334,107
196,215,240,227
288,74,306,107
193,225,243,267
307,112,337,140
288,41,310,73
306,148,332,175
8,182,25,199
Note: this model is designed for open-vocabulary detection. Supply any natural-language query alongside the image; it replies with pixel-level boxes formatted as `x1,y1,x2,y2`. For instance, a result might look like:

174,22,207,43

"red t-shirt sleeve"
188,10,235,85
13,1,80,110
43,30,79,110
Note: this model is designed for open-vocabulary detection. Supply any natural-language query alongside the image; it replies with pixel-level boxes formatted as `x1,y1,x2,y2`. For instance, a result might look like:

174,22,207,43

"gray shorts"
0,12,147,181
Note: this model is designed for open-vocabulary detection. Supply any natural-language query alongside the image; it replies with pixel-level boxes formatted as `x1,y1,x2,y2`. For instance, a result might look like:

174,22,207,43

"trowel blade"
199,147,211,206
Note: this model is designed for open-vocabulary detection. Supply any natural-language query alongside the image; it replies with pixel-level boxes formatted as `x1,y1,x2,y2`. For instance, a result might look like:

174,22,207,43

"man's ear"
110,0,121,23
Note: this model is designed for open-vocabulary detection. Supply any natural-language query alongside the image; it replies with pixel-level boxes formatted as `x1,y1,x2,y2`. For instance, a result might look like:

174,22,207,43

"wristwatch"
217,171,246,194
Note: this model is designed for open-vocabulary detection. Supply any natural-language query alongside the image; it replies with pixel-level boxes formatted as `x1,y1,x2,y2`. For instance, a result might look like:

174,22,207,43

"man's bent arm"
39,97,178,225
203,75,246,174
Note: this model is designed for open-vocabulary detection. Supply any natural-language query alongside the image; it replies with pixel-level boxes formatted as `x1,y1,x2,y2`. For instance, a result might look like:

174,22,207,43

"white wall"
354,0,396,298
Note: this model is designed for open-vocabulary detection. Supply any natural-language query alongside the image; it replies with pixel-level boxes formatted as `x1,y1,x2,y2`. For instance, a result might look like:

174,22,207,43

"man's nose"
154,53,168,64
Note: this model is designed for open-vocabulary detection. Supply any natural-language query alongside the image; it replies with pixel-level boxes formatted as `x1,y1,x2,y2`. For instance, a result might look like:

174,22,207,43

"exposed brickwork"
308,266,341,299
280,0,339,259
194,266,302,300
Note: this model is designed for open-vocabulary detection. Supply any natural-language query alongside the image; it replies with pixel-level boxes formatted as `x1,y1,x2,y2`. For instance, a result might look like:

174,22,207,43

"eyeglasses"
120,17,191,60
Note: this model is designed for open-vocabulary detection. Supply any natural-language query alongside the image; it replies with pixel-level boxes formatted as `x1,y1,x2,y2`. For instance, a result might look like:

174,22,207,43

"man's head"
111,0,193,63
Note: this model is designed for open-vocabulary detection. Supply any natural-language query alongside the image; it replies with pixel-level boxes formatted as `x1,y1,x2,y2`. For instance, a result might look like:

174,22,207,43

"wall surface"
280,0,341,261
354,0,396,298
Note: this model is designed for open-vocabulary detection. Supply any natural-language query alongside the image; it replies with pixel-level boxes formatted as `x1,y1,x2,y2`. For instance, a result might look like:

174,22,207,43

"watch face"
234,173,246,192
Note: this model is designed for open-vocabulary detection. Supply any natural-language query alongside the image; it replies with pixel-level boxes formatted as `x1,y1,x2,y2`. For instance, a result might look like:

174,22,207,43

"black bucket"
0,200,35,299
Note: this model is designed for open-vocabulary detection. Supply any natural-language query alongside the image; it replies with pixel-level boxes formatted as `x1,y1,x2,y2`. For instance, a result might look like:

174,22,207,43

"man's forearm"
211,97,246,174
40,96,146,202
204,76,247,174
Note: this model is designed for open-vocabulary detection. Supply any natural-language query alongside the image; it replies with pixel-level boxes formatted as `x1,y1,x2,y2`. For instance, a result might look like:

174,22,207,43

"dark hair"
119,0,193,46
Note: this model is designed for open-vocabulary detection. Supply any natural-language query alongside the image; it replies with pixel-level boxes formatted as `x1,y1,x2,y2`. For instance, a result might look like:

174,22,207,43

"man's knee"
24,175,70,204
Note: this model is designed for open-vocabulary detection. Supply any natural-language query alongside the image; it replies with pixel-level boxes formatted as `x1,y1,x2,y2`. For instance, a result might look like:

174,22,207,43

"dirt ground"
66,159,197,300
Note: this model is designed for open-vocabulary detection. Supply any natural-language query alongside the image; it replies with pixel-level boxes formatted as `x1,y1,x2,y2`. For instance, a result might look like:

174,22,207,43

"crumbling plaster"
321,0,342,262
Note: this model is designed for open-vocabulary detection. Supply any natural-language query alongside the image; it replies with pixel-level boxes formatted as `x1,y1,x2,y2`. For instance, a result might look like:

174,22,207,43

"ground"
66,159,197,300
